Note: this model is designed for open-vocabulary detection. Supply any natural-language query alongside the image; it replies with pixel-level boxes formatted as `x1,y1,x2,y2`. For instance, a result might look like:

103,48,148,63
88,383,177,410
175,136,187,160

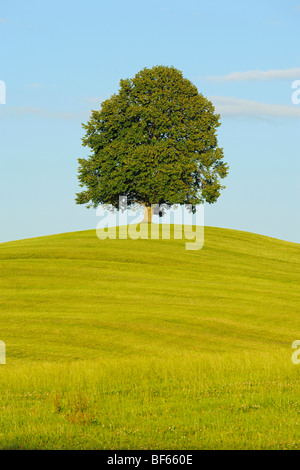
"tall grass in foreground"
0,351,299,449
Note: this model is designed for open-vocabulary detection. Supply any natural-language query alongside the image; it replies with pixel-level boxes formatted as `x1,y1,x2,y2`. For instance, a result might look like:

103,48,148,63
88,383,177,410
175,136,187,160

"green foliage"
76,66,229,209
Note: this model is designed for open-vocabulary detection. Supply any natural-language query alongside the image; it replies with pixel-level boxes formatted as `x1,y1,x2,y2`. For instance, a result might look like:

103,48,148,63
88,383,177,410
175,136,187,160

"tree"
75,65,229,222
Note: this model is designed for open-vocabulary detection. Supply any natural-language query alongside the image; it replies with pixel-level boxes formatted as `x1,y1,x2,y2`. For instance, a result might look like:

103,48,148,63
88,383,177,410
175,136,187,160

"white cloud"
84,96,110,108
84,97,105,105
25,83,43,90
209,96,300,119
207,68,300,82
1,98,299,122
0,106,90,120
0,18,7,23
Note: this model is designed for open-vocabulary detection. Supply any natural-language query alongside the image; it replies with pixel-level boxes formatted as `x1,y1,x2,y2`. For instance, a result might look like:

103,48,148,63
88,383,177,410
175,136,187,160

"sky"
0,0,299,244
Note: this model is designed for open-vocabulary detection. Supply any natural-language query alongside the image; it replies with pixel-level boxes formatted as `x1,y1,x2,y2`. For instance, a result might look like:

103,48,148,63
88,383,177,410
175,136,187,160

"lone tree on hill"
75,65,229,222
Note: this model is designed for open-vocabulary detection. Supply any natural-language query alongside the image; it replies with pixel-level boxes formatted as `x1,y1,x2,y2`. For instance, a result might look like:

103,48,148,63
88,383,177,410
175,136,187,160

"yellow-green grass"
0,225,299,449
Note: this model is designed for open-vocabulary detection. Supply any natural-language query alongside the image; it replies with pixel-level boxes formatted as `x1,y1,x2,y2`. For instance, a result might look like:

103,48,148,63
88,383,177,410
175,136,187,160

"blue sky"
0,0,299,243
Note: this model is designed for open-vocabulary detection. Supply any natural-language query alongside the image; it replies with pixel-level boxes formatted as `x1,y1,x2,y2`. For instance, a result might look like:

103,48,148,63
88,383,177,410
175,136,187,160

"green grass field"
0,224,299,449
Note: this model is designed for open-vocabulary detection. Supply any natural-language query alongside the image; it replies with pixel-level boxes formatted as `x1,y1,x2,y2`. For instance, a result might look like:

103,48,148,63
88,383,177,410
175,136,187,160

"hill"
0,225,299,449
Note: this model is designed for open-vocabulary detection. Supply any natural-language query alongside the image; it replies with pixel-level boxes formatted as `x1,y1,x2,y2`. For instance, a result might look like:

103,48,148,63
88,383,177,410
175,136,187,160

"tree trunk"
142,205,153,223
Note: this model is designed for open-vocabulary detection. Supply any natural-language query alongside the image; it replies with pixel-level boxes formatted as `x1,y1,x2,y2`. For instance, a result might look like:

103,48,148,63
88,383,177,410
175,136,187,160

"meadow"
0,225,299,449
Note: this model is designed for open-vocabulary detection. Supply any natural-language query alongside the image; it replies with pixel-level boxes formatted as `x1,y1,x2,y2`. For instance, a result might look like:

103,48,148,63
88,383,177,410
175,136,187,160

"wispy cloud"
1,98,299,122
207,68,300,82
267,20,284,27
25,83,43,90
0,18,7,23
84,96,109,107
85,97,102,102
209,96,300,119
0,106,90,120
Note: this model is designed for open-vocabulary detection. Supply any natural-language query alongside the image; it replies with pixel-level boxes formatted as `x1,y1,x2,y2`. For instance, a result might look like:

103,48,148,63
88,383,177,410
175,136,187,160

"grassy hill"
0,225,299,449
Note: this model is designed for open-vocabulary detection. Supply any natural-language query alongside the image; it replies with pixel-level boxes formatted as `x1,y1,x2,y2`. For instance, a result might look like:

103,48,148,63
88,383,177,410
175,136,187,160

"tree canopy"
76,65,229,221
